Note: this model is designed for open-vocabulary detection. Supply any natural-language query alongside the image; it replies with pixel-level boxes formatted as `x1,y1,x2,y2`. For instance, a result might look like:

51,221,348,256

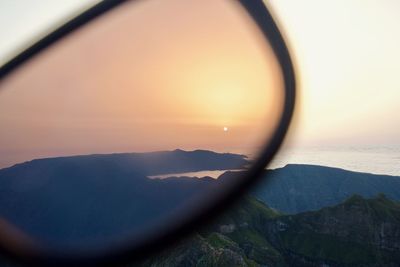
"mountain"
1,150,400,265
0,150,247,250
140,194,400,267
252,164,400,213
265,194,400,267
1,149,248,177
139,197,285,267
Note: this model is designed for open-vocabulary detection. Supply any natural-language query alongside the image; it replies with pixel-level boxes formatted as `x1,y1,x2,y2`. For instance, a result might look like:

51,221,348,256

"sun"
223,126,228,132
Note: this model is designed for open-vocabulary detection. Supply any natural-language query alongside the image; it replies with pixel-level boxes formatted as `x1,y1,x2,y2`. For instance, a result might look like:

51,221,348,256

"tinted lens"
0,0,286,256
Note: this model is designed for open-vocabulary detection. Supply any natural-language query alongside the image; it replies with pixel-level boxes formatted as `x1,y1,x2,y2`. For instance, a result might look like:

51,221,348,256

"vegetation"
141,194,400,267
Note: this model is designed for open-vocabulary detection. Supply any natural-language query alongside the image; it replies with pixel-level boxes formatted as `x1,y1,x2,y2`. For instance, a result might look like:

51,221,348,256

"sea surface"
269,146,400,176
150,146,400,179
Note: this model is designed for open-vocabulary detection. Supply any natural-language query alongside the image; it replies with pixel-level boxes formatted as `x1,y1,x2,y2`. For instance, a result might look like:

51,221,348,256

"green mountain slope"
140,197,285,267
268,194,400,267
141,195,400,267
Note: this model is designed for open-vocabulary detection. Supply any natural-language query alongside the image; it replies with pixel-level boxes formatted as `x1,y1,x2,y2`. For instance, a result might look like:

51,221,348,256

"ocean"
150,146,400,179
269,146,400,176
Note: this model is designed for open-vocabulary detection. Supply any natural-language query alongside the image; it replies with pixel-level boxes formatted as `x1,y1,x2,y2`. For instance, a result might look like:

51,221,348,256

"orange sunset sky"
0,0,284,168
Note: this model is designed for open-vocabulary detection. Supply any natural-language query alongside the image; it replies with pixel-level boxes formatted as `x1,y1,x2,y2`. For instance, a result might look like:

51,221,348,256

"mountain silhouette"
1,150,400,255
0,150,248,250
252,164,400,213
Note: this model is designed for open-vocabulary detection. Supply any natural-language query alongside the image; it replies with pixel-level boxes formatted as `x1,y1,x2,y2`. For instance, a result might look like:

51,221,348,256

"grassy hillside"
140,197,285,267
141,194,400,267
270,194,400,266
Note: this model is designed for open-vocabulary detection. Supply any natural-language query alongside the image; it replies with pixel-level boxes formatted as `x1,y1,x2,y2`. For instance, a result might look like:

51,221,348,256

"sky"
267,0,400,148
0,0,399,167
0,0,283,168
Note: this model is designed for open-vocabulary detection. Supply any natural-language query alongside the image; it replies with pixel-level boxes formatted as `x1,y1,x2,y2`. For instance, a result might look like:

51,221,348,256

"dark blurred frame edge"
0,0,296,266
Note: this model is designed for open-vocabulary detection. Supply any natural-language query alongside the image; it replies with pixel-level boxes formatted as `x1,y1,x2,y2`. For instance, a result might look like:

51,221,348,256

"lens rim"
0,0,296,266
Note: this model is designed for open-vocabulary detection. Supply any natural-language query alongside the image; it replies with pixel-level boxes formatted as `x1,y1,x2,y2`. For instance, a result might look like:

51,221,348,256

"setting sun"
0,0,284,168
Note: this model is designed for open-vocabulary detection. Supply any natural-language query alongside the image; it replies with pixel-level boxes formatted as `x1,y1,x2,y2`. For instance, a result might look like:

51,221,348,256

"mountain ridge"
0,150,398,265
0,150,249,249
252,164,400,213
141,194,400,267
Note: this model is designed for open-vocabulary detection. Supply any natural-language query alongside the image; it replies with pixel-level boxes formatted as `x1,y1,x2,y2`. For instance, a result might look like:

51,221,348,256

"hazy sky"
0,0,399,167
268,0,400,148
0,0,283,167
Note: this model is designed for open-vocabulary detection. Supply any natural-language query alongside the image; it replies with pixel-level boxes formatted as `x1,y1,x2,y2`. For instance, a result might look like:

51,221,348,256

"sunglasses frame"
0,1,296,266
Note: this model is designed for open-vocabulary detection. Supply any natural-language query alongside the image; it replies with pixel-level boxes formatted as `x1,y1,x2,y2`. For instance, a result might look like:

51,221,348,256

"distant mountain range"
0,149,399,266
252,164,400,213
0,150,247,249
141,194,400,267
